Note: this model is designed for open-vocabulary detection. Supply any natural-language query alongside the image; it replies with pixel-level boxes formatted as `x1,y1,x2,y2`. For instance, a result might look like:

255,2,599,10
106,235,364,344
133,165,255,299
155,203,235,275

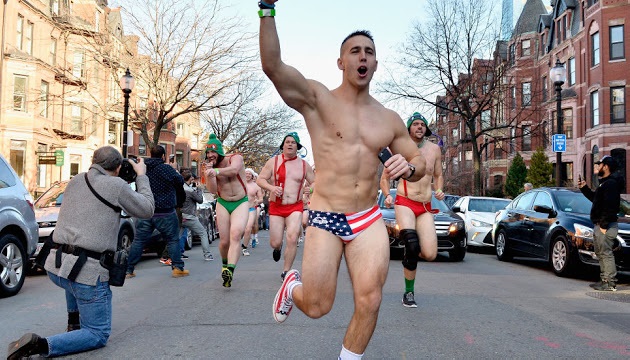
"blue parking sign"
552,134,566,152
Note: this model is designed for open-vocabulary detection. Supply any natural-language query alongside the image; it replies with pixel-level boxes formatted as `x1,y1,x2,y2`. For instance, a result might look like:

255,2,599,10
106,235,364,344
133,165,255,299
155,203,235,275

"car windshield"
35,182,67,208
381,190,451,212
555,192,593,214
620,198,630,217
468,199,510,213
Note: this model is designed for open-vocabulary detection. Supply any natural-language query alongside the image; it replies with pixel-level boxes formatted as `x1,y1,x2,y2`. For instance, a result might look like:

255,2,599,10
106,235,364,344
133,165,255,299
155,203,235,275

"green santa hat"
406,112,432,137
205,134,225,156
280,132,303,150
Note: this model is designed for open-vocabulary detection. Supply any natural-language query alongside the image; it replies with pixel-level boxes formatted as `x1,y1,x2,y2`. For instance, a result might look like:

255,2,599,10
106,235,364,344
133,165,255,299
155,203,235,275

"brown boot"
7,333,44,360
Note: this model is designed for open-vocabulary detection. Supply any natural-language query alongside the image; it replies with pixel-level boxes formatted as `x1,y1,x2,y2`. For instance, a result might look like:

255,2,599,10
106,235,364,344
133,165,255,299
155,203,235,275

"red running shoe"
273,269,301,323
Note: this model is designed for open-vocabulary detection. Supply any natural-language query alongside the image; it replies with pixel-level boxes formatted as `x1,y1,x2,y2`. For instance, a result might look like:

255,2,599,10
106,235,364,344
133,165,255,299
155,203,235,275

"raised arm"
259,1,316,113
216,155,244,178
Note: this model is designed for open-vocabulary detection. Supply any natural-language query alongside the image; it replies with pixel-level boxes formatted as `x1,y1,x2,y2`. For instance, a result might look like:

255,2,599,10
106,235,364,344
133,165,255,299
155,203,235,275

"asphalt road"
2,231,629,359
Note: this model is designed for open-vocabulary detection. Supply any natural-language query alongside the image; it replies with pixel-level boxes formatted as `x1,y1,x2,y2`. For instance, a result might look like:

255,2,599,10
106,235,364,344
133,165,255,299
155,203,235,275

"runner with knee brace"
380,112,444,308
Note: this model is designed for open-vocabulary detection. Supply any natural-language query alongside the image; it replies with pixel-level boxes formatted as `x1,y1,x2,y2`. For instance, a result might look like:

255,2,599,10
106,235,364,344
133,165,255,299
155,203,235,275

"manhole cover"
586,291,630,303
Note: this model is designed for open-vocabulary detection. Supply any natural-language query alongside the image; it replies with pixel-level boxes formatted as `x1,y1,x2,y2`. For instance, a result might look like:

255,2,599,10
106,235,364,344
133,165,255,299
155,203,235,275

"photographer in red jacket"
578,155,622,292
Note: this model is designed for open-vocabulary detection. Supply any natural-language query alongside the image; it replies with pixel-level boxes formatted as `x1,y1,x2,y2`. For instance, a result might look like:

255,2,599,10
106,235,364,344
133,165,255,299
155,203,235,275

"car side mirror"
533,205,557,217
452,206,463,213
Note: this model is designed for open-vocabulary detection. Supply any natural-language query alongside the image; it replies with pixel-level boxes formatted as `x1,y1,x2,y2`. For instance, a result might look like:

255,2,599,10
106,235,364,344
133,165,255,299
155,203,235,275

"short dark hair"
150,145,166,159
92,146,123,171
181,169,193,181
341,30,374,49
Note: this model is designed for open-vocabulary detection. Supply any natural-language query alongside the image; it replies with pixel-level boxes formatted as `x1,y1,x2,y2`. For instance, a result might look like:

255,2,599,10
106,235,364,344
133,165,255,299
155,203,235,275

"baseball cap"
595,155,617,171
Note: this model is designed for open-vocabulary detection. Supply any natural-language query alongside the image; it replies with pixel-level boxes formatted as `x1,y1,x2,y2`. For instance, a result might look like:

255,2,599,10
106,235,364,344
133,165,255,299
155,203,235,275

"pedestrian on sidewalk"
181,170,214,261
578,155,622,292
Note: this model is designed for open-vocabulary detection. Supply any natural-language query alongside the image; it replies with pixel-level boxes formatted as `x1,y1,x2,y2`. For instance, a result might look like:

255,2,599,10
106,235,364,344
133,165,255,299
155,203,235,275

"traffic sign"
54,150,64,166
552,134,566,152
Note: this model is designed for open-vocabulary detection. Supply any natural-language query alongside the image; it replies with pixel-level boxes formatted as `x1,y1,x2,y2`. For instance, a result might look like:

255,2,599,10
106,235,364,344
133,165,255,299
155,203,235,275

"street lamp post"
119,68,135,158
549,58,566,187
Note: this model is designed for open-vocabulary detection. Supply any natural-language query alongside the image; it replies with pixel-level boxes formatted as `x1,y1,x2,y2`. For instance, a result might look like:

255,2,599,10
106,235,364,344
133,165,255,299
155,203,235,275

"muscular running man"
380,112,444,308
204,134,249,288
260,2,426,358
257,132,315,280
242,168,263,256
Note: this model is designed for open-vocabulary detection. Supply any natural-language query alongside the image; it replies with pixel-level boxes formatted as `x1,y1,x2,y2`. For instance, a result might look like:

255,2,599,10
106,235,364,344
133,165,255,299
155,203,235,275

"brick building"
437,0,629,195
0,1,203,196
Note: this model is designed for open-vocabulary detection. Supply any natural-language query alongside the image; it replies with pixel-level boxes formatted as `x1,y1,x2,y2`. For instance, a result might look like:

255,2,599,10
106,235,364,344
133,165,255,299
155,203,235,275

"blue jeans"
179,227,188,253
46,273,111,357
127,211,184,272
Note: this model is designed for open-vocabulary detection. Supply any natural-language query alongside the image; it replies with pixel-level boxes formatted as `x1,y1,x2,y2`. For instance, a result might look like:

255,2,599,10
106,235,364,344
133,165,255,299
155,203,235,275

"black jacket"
580,174,622,229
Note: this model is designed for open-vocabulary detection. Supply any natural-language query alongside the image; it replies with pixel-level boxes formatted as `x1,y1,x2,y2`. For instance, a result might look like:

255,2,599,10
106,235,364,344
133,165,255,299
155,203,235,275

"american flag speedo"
308,205,382,242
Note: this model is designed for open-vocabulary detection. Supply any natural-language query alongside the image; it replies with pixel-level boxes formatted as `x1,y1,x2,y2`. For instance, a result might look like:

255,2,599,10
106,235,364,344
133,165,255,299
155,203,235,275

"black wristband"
259,1,275,9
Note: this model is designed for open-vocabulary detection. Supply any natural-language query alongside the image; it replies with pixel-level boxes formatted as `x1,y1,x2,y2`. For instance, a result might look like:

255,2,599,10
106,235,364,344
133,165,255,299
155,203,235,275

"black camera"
119,158,137,183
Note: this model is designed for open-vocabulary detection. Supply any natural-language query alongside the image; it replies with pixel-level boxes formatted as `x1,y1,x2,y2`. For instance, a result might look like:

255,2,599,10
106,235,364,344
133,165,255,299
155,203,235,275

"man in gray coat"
7,146,154,359
181,170,213,261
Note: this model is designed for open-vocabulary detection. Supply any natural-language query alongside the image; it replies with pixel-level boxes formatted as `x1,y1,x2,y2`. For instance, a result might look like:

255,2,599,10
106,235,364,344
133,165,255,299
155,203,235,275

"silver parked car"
452,196,511,248
0,154,39,297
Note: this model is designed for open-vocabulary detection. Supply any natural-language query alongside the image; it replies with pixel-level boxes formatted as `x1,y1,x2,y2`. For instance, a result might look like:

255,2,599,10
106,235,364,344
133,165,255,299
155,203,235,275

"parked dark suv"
492,187,630,277
0,154,39,297
378,189,466,261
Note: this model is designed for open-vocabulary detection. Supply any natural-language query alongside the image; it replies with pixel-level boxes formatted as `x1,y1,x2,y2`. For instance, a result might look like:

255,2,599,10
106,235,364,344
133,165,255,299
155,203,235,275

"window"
568,57,575,85
10,140,26,180
522,125,531,151
108,120,118,145
493,175,503,187
509,44,515,66
533,192,554,210
611,87,625,123
50,0,59,15
588,0,599,6
13,75,27,112
515,191,536,210
521,39,531,56
91,105,99,135
482,84,488,94
522,82,531,107
481,110,491,129
563,108,573,139
494,141,504,159
40,81,49,118
591,91,599,127
511,87,516,109
95,11,100,32
591,91,599,126
25,21,33,55
37,143,47,188
16,15,23,51
50,38,57,65
542,76,548,101
70,155,81,177
591,32,600,66
138,136,146,155
610,25,624,60
70,103,83,135
72,52,85,78
510,127,516,154
176,122,184,136
542,121,549,148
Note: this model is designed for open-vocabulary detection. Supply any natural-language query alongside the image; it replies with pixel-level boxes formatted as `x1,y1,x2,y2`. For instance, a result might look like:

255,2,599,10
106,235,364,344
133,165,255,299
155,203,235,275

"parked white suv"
0,154,39,297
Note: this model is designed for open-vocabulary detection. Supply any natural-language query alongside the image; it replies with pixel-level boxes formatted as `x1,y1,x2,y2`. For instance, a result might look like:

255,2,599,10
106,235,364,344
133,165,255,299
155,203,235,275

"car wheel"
449,246,466,262
119,227,134,253
185,230,193,250
550,234,576,277
0,234,27,298
495,229,513,261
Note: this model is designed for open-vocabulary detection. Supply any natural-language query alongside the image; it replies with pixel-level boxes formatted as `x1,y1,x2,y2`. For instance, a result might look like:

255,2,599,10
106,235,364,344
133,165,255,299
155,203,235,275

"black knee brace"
400,229,420,271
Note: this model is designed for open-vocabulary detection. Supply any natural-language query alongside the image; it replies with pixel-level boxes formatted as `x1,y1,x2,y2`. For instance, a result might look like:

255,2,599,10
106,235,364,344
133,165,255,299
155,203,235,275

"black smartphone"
578,174,582,182
378,148,393,165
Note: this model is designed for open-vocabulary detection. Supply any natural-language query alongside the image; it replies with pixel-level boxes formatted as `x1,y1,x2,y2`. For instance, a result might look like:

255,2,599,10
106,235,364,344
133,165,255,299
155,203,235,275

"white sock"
339,345,363,360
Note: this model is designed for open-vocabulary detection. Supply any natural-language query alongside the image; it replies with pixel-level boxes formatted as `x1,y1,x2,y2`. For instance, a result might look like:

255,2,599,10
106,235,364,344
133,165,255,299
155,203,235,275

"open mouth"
358,66,368,76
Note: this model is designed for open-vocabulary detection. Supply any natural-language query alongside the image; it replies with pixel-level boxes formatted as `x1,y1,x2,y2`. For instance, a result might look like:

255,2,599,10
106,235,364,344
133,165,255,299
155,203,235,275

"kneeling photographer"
7,146,154,359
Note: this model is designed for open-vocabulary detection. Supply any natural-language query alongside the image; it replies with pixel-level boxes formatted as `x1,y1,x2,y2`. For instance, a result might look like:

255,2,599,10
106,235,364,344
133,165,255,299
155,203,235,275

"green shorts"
217,196,248,214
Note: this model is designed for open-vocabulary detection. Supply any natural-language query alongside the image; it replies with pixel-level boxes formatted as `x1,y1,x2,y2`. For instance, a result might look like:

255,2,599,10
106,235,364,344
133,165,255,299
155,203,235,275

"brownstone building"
437,0,629,195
